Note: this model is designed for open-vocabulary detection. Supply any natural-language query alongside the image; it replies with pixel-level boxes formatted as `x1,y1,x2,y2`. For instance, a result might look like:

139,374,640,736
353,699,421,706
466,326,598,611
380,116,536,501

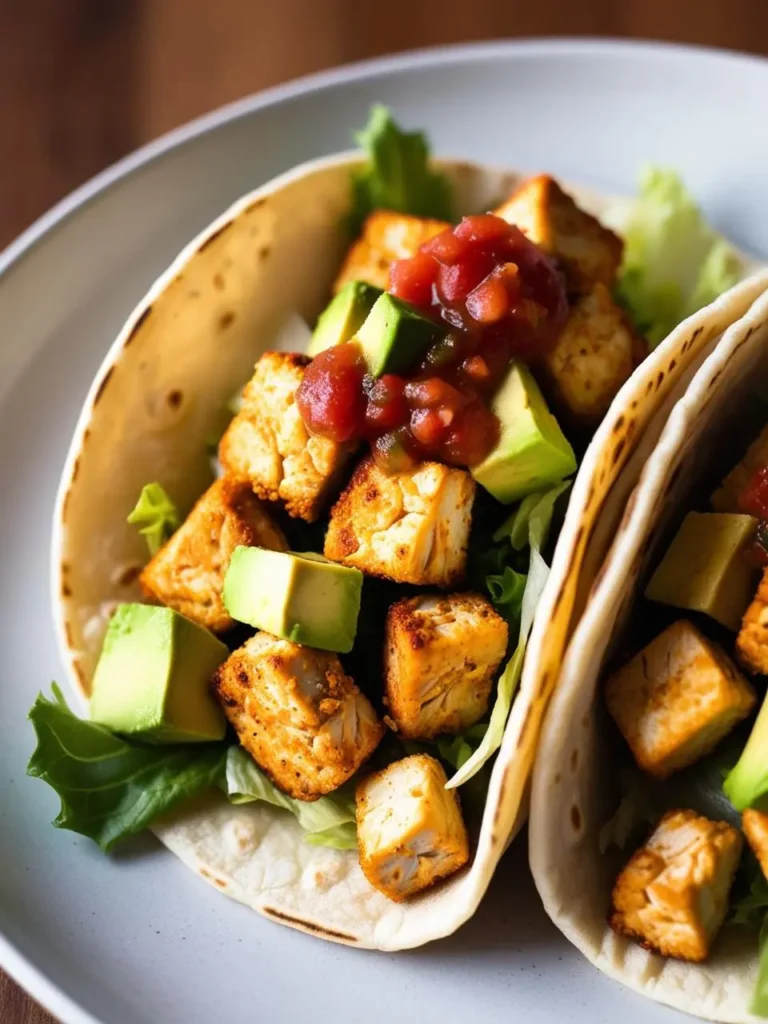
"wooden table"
2,0,766,1018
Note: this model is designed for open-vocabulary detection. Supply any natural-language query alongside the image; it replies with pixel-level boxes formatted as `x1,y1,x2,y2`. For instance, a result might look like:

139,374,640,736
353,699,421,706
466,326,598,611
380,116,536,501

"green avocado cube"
724,689,768,811
307,280,383,358
90,604,228,742
645,512,758,631
356,292,445,377
471,361,577,503
223,547,363,653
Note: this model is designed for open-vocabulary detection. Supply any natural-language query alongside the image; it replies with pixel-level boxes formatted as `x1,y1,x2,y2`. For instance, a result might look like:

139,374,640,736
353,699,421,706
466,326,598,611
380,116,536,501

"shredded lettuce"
446,481,571,789
224,747,357,850
348,105,452,236
617,166,742,347
127,482,180,555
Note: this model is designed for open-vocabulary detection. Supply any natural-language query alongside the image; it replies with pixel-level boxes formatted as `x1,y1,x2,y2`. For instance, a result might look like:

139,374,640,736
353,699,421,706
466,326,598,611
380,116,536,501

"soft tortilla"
530,290,768,1020
51,151,768,950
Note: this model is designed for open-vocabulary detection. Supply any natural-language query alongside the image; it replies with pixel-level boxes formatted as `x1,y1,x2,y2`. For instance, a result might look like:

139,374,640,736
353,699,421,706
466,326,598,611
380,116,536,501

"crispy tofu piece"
212,632,384,800
543,283,644,425
605,620,755,779
356,754,469,901
384,593,508,739
712,425,768,512
219,352,357,522
139,477,287,632
743,809,768,880
737,566,768,675
333,211,449,293
609,809,742,962
324,456,475,587
495,174,623,291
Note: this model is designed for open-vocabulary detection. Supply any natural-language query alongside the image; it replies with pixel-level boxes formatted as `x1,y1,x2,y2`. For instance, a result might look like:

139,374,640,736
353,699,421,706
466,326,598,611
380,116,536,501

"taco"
32,108,767,951
530,290,768,1019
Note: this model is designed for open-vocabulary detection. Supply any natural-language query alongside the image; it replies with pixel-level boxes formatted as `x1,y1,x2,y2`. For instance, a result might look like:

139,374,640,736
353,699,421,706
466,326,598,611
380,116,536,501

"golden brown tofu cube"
743,809,768,880
605,620,755,779
324,455,475,588
495,174,623,291
384,593,508,739
139,477,287,632
609,809,742,962
219,352,357,522
737,566,768,675
333,211,449,293
356,754,469,901
543,283,644,426
212,632,384,800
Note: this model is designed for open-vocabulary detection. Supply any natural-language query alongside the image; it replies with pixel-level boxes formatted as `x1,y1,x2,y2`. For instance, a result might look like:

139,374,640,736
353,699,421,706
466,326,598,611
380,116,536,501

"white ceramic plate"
2,39,768,1024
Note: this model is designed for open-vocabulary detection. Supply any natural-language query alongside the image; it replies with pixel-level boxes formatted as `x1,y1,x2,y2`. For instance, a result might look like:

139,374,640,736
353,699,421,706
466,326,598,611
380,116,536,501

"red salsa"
738,465,768,566
297,214,567,470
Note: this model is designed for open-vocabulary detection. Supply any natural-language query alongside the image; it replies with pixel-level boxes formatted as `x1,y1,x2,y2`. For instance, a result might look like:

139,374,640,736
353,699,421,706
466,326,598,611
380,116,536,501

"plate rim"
2,35,768,1024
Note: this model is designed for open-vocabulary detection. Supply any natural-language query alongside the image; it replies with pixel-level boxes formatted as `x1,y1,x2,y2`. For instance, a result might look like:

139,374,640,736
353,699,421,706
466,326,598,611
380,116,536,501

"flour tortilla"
51,151,768,951
530,290,768,1020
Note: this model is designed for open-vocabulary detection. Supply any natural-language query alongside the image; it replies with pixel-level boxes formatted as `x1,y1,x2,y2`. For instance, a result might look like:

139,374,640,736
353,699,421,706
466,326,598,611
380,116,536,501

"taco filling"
31,107,748,919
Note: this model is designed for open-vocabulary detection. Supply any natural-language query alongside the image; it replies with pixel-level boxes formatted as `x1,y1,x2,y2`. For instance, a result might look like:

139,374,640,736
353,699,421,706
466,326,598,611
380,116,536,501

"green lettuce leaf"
447,481,571,789
348,105,452,235
224,747,357,850
617,166,741,347
27,686,227,851
127,482,180,554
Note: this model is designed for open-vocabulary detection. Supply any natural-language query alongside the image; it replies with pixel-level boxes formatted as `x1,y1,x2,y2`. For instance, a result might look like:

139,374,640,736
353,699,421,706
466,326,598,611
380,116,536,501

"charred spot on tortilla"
262,908,357,943
123,305,152,347
611,437,627,467
219,312,235,330
669,359,677,372
244,196,267,213
259,245,271,261
62,582,72,598
71,456,81,482
570,749,579,772
167,390,183,409
570,804,582,831
115,564,142,588
213,273,225,291
613,415,625,434
707,369,724,391
198,221,232,253
93,366,115,406
655,370,665,390
516,702,536,751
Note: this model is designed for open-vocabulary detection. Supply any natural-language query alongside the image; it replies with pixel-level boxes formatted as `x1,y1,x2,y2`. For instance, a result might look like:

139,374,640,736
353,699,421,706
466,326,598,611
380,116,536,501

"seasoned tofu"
139,477,287,632
219,351,357,522
333,211,449,293
609,809,742,962
324,455,475,587
605,620,756,779
212,632,384,800
356,754,469,901
712,425,768,512
543,283,644,425
736,566,768,675
384,593,508,739
743,809,768,880
495,175,623,291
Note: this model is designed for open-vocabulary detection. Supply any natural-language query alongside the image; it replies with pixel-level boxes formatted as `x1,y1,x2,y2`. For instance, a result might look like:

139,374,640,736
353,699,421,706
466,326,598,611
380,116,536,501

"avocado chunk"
724,689,768,811
90,604,228,742
471,361,577,503
223,547,363,653
645,512,758,630
356,292,445,377
307,280,383,357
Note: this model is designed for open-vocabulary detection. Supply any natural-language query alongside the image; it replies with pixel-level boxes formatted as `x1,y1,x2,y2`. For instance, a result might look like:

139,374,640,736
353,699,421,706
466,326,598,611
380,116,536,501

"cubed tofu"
139,477,287,632
605,620,756,779
609,809,742,962
219,351,357,522
356,754,469,901
384,593,508,739
712,425,768,512
212,632,384,800
543,283,644,425
495,175,623,291
333,211,449,293
324,455,475,587
737,566,768,675
743,809,768,880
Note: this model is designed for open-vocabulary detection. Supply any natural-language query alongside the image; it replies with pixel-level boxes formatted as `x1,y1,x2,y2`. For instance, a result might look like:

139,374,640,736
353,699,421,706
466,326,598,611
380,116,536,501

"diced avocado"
724,690,768,811
307,280,383,357
645,512,758,630
471,361,577,503
223,547,363,653
712,425,768,512
90,604,228,742
356,293,445,377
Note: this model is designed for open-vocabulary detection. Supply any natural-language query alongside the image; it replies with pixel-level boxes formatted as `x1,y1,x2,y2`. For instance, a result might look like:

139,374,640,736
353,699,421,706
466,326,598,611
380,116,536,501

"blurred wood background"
1,0,767,1018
